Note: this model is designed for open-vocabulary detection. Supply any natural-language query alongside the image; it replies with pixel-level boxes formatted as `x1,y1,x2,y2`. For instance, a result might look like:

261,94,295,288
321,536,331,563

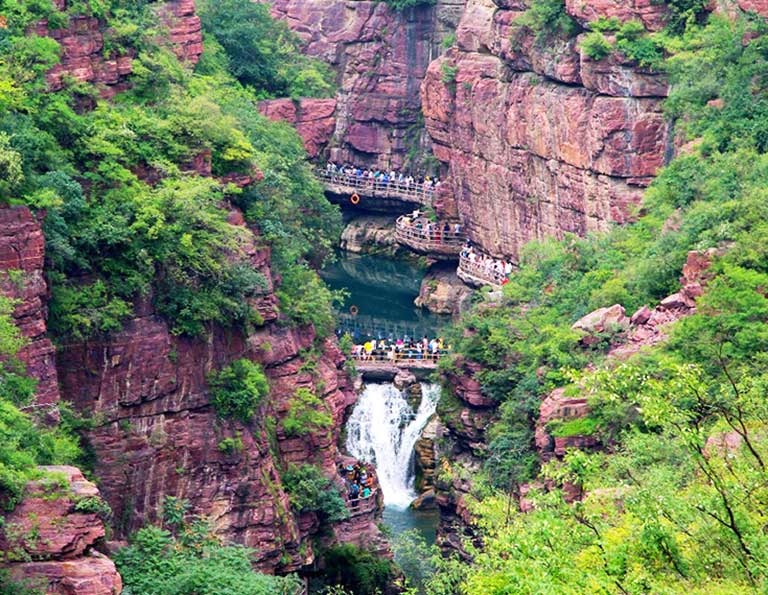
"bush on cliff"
0,296,80,509
207,359,269,423
116,521,302,595
282,464,348,523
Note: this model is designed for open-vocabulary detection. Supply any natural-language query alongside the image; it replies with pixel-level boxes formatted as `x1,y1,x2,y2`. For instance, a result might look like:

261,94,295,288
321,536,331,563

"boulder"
572,304,630,335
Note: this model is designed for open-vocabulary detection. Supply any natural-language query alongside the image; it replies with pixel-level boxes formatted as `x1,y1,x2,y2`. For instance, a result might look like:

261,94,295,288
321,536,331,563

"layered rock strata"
54,208,377,573
422,0,671,260
269,0,463,168
1,466,122,595
0,206,60,409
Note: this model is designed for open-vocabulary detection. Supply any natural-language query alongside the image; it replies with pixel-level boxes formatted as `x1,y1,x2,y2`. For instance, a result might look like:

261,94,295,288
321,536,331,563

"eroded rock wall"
268,0,464,168
422,0,671,260
53,209,375,573
0,206,60,410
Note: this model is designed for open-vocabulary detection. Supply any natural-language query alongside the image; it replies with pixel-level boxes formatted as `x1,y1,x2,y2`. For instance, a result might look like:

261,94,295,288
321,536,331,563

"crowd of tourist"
341,462,376,505
398,209,463,244
323,162,441,193
350,335,450,362
460,245,514,285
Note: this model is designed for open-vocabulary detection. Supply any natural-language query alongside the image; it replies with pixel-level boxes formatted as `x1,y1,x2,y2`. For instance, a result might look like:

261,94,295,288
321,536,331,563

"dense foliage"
437,8,768,595
116,498,302,595
0,0,341,341
197,0,335,99
281,464,348,523
321,544,397,595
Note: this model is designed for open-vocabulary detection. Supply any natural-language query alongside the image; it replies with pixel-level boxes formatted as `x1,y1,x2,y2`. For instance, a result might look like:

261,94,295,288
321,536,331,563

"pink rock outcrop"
422,0,671,261
41,0,202,97
258,98,338,158
1,466,122,595
0,206,60,408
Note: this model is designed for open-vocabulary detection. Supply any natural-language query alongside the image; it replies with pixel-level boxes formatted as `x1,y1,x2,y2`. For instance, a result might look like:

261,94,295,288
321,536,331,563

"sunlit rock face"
422,0,671,261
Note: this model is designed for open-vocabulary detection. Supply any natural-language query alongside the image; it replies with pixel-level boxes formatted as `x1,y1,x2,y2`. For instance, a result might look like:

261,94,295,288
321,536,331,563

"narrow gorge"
3,0,768,594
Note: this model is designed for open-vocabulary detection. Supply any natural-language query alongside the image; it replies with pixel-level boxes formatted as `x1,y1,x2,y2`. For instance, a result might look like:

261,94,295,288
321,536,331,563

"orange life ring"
349,305,359,316
350,193,360,205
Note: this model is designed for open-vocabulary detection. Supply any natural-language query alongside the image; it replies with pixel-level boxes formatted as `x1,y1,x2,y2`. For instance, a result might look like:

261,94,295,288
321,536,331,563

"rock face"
415,263,474,316
269,0,464,168
258,98,338,158
422,0,671,260
1,466,122,595
54,210,377,574
42,0,202,97
339,215,402,255
0,206,60,409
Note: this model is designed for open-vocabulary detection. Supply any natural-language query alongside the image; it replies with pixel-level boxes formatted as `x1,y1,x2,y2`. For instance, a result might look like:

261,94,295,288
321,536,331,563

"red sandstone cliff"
265,0,464,168
422,0,671,261
0,207,60,410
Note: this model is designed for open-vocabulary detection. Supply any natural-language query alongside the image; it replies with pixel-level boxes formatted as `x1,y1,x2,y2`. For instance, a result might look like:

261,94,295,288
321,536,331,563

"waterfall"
346,383,440,509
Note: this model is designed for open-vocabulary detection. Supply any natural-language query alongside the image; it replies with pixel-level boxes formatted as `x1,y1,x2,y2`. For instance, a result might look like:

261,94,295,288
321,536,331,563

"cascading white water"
345,383,440,509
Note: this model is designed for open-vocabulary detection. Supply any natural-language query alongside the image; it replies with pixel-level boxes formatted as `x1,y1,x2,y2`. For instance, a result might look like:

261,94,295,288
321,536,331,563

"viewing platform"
395,215,465,259
317,169,436,207
457,253,507,289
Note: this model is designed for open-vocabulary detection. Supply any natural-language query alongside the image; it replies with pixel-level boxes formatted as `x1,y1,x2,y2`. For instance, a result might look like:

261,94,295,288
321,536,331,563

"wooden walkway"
395,215,465,259
317,170,435,206
457,253,506,289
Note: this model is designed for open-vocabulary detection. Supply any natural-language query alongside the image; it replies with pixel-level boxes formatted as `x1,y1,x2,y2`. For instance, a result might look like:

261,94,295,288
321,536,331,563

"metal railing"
350,350,448,365
317,169,436,205
395,216,465,255
457,253,507,288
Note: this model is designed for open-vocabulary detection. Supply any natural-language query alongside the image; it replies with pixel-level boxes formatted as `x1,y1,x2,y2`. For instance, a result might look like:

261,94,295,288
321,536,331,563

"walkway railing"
457,253,507,289
347,490,379,517
395,216,465,257
316,169,436,205
350,351,448,366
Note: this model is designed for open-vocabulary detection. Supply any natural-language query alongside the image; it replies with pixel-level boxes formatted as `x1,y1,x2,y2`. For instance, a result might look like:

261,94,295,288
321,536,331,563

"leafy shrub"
0,570,44,595
589,16,622,32
514,0,580,42
322,544,396,595
547,416,600,438
282,388,333,437
207,360,269,423
216,435,244,455
615,21,664,68
442,32,456,49
581,31,613,60
115,518,302,595
281,464,348,522
73,496,112,519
